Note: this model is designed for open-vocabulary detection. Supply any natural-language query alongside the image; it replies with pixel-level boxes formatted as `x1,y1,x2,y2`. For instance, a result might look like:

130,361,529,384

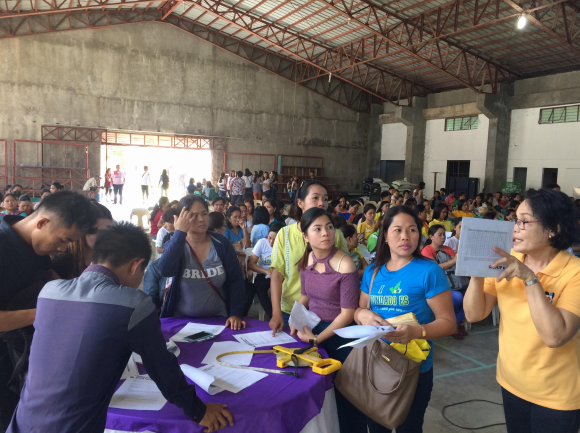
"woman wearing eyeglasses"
464,189,580,433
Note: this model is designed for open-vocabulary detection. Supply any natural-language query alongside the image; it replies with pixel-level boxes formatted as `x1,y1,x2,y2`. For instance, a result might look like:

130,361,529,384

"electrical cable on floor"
442,399,506,430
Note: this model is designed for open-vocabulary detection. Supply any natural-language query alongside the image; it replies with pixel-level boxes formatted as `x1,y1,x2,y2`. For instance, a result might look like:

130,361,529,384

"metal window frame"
444,116,479,132
539,104,580,124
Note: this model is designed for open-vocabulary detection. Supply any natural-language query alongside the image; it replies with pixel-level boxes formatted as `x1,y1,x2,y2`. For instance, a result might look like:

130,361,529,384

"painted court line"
433,342,487,367
434,364,496,379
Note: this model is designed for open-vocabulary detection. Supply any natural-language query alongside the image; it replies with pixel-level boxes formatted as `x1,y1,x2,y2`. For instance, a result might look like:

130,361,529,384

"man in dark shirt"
7,223,234,433
0,190,95,428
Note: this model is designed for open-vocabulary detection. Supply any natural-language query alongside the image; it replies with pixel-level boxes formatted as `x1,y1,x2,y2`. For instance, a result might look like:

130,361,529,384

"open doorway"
100,145,212,220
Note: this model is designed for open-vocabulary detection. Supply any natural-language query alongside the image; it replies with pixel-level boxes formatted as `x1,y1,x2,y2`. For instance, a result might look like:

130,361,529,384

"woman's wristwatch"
524,277,540,286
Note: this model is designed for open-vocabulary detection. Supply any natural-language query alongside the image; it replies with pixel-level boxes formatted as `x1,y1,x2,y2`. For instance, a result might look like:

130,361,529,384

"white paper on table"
109,375,167,411
133,341,180,364
334,325,395,350
233,330,296,348
170,323,226,343
289,301,321,333
121,355,139,379
202,341,254,366
455,218,515,278
200,364,267,393
181,364,245,395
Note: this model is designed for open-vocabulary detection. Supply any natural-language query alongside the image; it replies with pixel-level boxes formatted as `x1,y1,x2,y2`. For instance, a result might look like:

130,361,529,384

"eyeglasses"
514,219,537,230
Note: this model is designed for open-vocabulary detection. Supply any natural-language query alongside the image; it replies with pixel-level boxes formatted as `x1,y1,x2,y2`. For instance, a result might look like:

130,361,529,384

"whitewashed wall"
381,123,407,161
423,115,489,196
508,107,580,196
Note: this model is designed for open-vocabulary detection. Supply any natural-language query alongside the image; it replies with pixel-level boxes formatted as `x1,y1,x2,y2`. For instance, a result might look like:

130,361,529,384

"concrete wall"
508,106,580,196
0,22,374,191
423,115,489,195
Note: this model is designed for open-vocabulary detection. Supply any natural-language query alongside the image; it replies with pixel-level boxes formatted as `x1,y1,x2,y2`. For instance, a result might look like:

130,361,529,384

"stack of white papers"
455,218,515,278
110,375,167,411
233,330,296,348
202,341,254,366
289,301,321,332
170,323,226,343
181,364,266,395
334,325,395,349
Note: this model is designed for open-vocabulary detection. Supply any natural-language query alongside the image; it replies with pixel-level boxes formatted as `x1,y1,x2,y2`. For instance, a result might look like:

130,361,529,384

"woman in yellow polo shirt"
429,203,454,232
452,200,474,218
464,189,580,433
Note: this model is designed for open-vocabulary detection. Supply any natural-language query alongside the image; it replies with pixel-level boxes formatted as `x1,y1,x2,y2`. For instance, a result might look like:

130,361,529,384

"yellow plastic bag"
390,339,431,363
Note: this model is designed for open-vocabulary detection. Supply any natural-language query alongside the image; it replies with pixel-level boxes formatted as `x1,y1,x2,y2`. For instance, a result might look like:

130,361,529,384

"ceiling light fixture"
517,14,528,29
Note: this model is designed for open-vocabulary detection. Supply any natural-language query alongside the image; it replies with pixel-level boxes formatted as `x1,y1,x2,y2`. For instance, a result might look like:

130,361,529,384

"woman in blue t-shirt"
354,205,456,433
223,206,249,248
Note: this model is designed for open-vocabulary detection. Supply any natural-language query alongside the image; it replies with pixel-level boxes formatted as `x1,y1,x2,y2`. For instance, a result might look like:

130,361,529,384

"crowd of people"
1,172,579,433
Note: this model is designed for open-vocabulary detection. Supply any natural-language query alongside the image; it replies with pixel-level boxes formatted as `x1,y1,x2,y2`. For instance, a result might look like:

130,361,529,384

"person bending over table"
269,180,349,333
51,201,114,279
7,223,233,433
354,206,456,433
291,208,366,433
158,195,246,330
464,189,580,433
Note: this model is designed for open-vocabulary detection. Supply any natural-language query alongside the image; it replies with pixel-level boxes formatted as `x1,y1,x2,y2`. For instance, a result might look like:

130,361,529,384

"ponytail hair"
424,224,445,247
296,207,334,270
294,179,328,221
151,196,169,220
219,172,226,181
374,206,425,270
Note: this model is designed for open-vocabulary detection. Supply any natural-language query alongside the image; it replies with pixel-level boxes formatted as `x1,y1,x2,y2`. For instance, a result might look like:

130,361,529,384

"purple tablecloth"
106,317,335,433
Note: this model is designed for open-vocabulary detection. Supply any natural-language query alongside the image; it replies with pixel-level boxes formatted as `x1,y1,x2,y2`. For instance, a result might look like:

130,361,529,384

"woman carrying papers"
157,195,246,330
289,207,365,433
464,189,580,433
269,180,348,332
354,206,456,433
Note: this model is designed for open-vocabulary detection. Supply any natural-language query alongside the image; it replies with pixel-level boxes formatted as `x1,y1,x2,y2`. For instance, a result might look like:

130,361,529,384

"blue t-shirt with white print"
361,258,451,372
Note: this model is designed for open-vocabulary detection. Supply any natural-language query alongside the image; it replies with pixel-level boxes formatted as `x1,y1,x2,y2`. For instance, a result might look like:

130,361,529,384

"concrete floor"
247,302,507,433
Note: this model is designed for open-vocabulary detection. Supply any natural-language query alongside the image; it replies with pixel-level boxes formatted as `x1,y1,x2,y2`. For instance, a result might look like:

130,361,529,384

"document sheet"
289,301,321,332
170,322,226,343
202,341,254,366
455,218,515,278
334,325,395,349
233,330,296,348
121,356,139,379
110,375,167,411
181,364,266,395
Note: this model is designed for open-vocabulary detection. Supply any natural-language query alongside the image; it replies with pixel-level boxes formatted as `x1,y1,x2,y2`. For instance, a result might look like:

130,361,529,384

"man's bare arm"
0,309,36,332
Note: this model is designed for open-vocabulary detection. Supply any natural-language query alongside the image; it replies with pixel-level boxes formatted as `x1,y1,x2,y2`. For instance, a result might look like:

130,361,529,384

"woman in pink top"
289,207,366,433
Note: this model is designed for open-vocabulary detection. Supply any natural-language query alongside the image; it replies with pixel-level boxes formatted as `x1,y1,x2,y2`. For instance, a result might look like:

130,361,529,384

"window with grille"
539,105,580,124
444,116,479,131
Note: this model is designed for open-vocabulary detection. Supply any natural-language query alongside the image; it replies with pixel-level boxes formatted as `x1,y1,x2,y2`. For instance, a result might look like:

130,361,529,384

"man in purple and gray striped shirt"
7,222,234,433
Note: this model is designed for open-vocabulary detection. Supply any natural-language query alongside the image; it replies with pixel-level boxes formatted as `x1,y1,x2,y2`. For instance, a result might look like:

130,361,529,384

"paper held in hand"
334,325,395,349
289,301,321,332
455,218,515,278
181,364,266,395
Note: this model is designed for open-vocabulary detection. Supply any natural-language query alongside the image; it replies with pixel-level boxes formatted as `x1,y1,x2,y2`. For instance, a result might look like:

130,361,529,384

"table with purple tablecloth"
105,317,338,433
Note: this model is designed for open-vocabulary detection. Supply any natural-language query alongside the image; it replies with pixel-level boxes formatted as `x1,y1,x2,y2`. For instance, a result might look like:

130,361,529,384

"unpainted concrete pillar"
365,104,385,179
379,97,427,184
476,87,512,193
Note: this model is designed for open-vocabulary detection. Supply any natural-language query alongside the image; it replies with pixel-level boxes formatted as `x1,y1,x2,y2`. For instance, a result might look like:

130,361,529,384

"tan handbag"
335,269,422,430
